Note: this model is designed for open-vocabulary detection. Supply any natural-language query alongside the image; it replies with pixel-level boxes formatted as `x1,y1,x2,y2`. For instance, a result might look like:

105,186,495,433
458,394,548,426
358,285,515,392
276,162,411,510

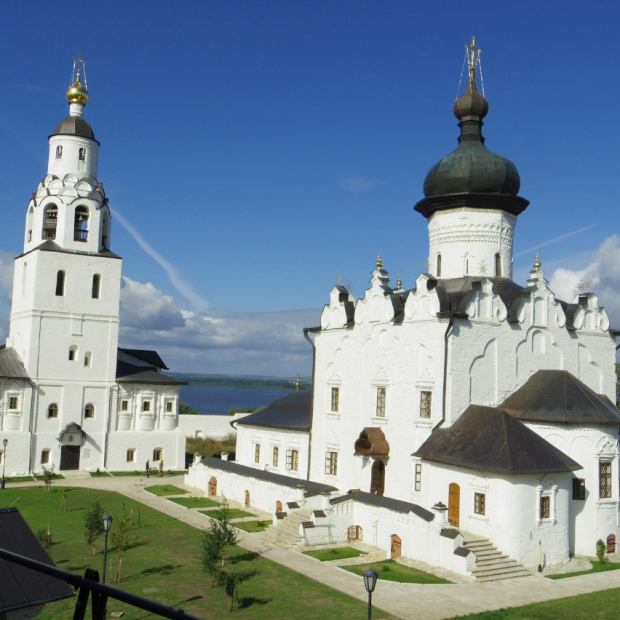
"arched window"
464,256,469,275
47,403,58,418
92,274,101,299
607,533,616,554
84,403,95,419
68,345,77,361
26,207,33,242
55,145,62,159
42,205,58,240
74,206,89,242
495,253,502,277
83,352,91,367
55,270,65,296
436,254,442,278
22,262,27,297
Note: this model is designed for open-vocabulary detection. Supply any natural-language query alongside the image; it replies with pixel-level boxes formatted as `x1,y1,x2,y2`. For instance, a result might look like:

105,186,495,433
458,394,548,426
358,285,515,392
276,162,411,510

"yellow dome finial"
376,255,383,270
66,56,88,107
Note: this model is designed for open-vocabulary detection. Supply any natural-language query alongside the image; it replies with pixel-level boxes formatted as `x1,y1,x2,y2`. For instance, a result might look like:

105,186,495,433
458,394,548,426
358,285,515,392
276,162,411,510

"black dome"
52,116,96,140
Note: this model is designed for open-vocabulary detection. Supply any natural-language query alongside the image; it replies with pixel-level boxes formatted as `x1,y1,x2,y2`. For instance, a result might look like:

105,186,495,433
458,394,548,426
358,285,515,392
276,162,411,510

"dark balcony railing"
74,229,88,242
0,546,199,620
42,227,56,240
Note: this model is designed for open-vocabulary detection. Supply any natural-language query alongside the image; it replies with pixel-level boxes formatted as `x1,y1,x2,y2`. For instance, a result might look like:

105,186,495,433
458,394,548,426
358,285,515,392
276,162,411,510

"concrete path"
9,476,620,620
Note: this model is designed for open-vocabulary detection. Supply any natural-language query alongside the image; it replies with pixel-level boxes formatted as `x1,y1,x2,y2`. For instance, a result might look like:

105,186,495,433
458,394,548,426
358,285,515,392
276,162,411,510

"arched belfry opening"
355,428,389,496
74,206,89,242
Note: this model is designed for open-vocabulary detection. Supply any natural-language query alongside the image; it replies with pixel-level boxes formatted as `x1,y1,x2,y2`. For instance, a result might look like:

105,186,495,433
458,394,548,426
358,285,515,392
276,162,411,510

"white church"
187,39,620,579
0,61,185,475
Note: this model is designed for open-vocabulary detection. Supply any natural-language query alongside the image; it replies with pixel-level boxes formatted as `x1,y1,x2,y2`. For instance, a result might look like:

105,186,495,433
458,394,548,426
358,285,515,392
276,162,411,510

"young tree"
201,507,238,587
41,466,55,494
596,539,607,563
84,498,105,556
112,506,132,584
223,571,240,612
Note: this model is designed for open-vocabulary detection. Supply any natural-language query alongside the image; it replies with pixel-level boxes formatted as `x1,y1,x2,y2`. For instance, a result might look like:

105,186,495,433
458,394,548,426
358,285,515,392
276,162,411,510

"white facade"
0,72,185,474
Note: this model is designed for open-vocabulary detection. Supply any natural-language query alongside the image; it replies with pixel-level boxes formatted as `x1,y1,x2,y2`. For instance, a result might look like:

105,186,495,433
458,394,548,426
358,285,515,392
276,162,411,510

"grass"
89,471,112,477
6,475,35,482
0,486,395,619
451,587,620,619
547,559,620,579
344,559,452,584
234,520,272,533
303,547,364,561
168,496,220,509
202,508,254,520
144,484,188,496
111,470,186,477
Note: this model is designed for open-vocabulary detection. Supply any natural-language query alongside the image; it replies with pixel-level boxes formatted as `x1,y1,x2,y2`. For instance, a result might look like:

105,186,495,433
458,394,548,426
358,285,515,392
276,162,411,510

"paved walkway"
10,475,620,620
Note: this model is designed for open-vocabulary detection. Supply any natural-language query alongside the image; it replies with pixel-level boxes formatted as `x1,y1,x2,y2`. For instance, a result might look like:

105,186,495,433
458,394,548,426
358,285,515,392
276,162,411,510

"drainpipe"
303,326,320,481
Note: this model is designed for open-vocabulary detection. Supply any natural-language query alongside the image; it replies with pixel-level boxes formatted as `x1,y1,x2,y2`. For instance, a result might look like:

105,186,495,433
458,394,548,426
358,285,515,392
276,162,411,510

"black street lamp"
363,567,378,620
1,438,7,489
102,513,113,584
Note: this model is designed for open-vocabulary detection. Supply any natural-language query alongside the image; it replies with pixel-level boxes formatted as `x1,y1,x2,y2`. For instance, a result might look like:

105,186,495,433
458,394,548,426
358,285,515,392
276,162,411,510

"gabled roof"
118,348,168,370
414,405,581,475
115,360,185,385
17,239,121,260
501,370,620,425
236,390,312,431
0,508,73,613
329,490,434,522
0,347,29,380
201,456,335,497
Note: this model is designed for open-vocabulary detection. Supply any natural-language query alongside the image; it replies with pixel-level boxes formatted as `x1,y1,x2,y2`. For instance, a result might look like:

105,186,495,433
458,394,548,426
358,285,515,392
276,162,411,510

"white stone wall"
178,412,250,439
236,425,309,479
106,430,186,472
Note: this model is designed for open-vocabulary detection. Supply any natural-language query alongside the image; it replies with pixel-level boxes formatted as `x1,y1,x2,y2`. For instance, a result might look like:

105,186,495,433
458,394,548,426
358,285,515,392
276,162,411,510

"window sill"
596,499,619,507
470,513,489,523
536,518,557,526
414,419,432,428
371,416,388,424
326,413,340,419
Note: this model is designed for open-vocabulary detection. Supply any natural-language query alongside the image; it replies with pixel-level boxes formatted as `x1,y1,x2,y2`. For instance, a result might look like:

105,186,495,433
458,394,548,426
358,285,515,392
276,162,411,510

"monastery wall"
178,412,249,439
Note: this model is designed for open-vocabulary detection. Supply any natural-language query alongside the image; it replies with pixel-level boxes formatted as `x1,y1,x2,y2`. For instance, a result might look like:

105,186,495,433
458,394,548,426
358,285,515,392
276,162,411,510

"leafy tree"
179,403,199,415
201,507,238,587
84,498,105,556
112,506,132,583
596,539,607,563
41,466,55,493
223,571,240,612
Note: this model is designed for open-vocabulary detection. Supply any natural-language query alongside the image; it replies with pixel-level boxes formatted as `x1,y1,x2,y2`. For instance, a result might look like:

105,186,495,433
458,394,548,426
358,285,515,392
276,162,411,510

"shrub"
597,539,607,563
186,434,236,460
84,499,105,556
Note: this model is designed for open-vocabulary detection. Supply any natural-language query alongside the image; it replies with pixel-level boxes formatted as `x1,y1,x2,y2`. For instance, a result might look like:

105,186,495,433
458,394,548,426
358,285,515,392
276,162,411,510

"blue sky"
0,1,618,375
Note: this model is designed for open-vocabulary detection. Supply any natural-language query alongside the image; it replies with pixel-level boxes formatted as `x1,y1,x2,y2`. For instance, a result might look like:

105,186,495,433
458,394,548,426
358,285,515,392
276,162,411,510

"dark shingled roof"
0,508,73,612
501,370,620,425
118,348,168,370
52,115,97,141
201,456,336,497
0,347,29,380
236,390,312,431
414,405,581,474
115,360,185,385
329,489,434,522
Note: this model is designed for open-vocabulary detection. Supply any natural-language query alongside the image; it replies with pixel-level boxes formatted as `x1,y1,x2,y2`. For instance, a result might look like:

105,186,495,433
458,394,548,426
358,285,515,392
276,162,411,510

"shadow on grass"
138,563,181,577
238,569,258,583
231,551,259,564
239,596,271,609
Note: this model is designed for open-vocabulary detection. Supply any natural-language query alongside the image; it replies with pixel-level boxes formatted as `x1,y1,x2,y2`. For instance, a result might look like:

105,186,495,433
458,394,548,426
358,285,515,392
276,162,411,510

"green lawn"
451,587,620,619
112,470,186,477
344,559,452,584
168,496,220,509
0,487,394,619
89,471,112,477
235,520,272,533
304,547,364,561
547,560,620,579
6,475,35,483
144,484,188,496
202,508,253,520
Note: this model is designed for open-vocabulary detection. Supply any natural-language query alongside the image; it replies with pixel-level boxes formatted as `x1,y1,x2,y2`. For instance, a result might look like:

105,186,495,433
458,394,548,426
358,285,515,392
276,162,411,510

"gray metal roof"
200,456,336,497
116,361,185,385
52,116,97,141
501,370,620,425
17,240,121,260
329,489,434,522
235,390,312,431
118,348,168,370
0,508,73,613
0,347,29,380
414,405,582,475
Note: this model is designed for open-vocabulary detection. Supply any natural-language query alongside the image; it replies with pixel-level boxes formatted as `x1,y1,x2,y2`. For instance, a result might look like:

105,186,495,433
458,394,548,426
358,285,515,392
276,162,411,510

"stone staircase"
462,533,531,582
259,509,313,549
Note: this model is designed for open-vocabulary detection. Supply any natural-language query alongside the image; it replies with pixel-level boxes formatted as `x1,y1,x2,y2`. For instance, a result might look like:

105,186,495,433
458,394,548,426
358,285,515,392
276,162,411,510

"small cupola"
415,37,528,219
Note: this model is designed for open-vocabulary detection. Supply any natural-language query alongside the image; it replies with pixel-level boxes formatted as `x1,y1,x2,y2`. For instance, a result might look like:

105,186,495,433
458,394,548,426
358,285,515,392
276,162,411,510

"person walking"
145,459,150,478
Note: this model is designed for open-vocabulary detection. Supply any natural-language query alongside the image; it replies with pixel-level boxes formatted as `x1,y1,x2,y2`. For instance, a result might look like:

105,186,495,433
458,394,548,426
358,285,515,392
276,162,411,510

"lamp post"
1,438,7,489
102,513,113,584
363,567,378,620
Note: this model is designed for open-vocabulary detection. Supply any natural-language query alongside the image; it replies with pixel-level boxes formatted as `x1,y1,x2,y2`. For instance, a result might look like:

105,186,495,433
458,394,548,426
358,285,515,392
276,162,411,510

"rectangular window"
8,396,18,410
79,147,86,162
92,274,101,299
55,145,62,159
376,387,386,417
41,449,50,465
539,495,550,519
254,444,260,464
166,401,173,413
419,391,432,418
120,400,128,412
324,451,338,476
142,401,151,413
153,448,163,462
599,462,612,498
286,449,299,472
572,477,586,500
272,446,279,468
126,448,136,463
414,463,422,492
474,492,486,515
331,387,339,412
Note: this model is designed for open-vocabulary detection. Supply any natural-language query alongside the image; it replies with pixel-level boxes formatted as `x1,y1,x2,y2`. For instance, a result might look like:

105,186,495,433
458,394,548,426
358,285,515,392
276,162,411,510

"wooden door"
390,534,401,559
59,445,80,470
607,534,616,553
370,460,385,496
448,483,460,527
208,477,217,497
245,490,250,508
275,500,283,513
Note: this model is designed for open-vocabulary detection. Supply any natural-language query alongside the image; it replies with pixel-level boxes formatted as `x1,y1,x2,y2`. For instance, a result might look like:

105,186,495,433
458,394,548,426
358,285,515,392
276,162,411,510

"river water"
179,384,293,414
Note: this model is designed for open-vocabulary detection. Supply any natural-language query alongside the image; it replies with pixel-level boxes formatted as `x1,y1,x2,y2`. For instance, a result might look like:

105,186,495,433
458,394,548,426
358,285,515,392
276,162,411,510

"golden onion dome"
66,80,88,105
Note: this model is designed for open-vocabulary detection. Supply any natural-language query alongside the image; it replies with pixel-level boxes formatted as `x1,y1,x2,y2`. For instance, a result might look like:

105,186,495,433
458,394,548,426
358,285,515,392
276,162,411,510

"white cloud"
549,234,620,324
339,176,374,193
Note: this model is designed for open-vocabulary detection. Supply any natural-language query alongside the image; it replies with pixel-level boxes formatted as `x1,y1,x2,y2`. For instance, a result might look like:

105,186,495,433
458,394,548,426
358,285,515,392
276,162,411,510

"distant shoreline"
170,374,310,391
